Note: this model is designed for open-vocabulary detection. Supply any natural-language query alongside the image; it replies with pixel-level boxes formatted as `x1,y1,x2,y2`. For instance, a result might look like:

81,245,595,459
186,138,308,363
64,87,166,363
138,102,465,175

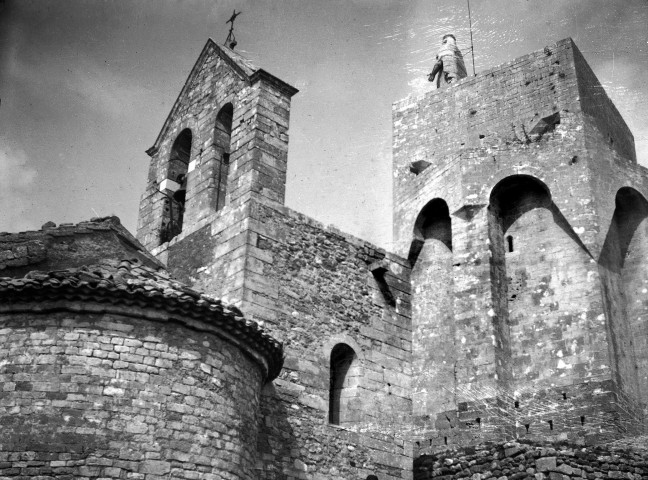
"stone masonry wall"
573,45,636,164
157,195,414,479
246,198,412,479
162,201,252,305
0,309,265,480
414,440,648,480
411,234,454,417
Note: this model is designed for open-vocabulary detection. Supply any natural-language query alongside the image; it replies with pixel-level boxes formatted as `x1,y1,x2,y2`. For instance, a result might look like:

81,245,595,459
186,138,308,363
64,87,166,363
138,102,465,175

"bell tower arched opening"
213,103,233,211
160,128,192,244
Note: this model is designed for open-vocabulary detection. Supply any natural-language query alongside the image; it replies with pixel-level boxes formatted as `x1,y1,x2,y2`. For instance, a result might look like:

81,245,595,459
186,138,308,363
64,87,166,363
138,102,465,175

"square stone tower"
393,38,648,445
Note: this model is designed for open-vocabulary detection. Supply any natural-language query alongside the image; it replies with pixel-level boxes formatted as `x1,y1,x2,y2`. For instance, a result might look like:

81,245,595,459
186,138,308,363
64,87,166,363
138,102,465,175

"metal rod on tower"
467,0,476,76
225,9,241,49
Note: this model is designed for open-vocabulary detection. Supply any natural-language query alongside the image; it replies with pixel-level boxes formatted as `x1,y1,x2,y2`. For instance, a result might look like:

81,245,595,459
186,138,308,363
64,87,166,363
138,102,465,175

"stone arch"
160,128,193,244
598,186,648,405
488,174,593,390
485,166,548,201
213,102,234,211
322,334,365,362
409,198,452,264
409,197,455,417
328,343,361,426
600,187,648,270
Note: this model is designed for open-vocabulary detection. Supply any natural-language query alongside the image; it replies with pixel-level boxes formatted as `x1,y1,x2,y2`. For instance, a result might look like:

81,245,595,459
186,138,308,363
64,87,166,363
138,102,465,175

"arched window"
213,103,233,211
329,343,359,425
160,129,192,244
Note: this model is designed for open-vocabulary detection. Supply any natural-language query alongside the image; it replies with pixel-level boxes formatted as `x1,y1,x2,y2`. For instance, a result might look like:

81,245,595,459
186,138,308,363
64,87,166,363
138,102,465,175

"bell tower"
136,39,298,252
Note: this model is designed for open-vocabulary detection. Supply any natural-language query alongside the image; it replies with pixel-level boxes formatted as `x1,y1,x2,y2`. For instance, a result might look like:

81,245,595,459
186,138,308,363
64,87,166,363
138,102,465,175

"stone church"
1,36,647,479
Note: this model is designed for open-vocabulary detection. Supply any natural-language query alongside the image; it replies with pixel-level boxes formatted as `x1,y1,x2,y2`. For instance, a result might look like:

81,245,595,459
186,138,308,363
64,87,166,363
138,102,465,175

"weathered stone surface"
394,38,648,447
537,457,557,472
414,442,648,480
0,309,266,479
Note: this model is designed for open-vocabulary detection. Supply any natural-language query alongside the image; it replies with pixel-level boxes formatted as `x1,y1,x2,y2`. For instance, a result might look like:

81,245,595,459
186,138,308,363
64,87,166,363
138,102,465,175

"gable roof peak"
147,38,298,157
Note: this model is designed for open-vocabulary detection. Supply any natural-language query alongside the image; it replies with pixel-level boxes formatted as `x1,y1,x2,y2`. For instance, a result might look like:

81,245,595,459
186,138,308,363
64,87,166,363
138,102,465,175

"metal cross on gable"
224,10,241,49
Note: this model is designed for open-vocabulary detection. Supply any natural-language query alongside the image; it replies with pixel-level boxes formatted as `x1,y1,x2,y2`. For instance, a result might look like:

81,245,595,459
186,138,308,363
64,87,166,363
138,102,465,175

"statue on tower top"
428,34,468,89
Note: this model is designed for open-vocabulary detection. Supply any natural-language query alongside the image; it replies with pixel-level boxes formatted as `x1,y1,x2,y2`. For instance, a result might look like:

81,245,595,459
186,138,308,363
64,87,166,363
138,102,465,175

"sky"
0,0,647,249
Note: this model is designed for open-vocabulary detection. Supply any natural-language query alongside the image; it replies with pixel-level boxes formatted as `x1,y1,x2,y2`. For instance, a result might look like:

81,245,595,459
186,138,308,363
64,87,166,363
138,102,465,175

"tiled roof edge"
0,282,284,381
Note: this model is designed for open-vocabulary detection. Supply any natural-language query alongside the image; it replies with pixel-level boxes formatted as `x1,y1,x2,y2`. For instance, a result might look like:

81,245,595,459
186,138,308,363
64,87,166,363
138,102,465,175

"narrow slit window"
507,235,514,252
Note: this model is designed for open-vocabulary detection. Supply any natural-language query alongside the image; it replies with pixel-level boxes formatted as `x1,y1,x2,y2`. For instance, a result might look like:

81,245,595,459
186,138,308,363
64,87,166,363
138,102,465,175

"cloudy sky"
1,0,647,248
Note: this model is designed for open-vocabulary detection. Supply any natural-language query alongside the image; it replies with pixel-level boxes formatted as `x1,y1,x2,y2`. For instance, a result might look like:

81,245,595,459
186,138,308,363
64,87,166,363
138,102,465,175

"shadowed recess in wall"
160,128,192,244
408,198,452,264
490,175,592,257
599,187,648,271
213,102,233,212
